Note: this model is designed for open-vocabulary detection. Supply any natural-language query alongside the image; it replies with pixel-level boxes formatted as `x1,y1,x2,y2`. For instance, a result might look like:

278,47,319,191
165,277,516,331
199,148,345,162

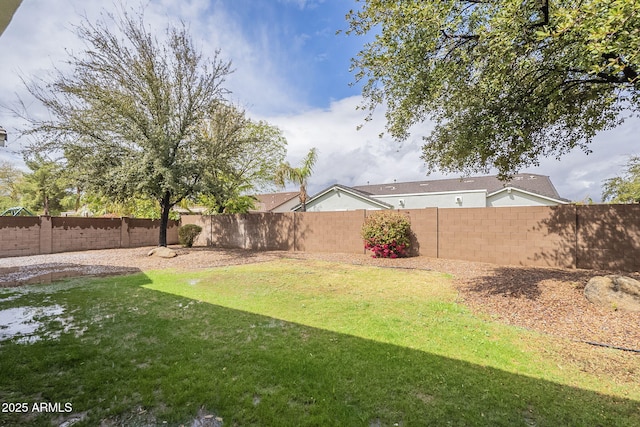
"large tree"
19,7,245,246
346,0,640,178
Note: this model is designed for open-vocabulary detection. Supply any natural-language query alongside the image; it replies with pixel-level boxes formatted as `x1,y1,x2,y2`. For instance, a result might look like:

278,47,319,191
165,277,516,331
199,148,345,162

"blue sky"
1,0,638,202
219,0,362,110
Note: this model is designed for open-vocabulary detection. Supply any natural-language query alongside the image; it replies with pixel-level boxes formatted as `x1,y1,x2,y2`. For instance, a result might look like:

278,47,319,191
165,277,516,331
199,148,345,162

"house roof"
292,184,394,211
0,0,22,37
253,191,300,212
353,173,566,201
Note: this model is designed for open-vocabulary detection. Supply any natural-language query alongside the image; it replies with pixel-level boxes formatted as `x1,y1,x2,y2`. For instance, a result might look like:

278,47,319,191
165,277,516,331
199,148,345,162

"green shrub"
361,211,411,258
178,224,202,247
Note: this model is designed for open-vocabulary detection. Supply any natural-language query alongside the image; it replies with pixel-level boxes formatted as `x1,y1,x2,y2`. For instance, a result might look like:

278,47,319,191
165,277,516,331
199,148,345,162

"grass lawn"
0,259,638,426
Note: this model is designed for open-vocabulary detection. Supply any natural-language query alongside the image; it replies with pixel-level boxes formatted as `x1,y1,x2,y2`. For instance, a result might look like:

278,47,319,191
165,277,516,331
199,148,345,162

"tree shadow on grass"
0,273,638,427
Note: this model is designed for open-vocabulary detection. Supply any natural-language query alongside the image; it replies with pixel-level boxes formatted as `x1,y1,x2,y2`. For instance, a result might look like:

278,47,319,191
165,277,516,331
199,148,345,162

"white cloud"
258,96,438,194
2,0,638,205
260,97,640,202
532,117,640,202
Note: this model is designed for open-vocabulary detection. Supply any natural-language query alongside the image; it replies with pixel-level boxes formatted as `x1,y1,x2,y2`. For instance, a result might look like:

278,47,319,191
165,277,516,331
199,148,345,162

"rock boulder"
147,246,177,258
584,275,640,312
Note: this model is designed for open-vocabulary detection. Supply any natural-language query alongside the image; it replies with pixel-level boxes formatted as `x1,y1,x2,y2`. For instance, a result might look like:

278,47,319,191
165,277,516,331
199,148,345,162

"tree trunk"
75,187,81,211
300,185,307,212
43,193,50,216
158,191,171,247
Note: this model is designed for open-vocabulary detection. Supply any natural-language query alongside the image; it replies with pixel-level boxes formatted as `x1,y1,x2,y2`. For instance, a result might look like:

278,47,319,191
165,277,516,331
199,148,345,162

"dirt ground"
1,246,639,353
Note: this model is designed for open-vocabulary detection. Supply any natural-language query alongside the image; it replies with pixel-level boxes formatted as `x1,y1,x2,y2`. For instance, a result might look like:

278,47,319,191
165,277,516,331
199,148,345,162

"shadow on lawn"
0,274,638,427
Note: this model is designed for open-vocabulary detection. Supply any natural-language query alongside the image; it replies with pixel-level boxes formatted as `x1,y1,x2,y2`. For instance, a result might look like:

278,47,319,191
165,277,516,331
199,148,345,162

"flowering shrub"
361,211,411,258
364,241,408,258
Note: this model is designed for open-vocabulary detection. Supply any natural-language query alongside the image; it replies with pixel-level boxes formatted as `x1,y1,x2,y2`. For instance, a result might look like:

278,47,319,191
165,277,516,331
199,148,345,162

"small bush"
178,224,202,248
361,211,411,258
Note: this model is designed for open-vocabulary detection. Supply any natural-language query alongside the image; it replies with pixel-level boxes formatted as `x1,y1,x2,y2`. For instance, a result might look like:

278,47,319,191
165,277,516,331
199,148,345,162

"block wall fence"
182,204,640,271
0,216,179,258
2,205,639,271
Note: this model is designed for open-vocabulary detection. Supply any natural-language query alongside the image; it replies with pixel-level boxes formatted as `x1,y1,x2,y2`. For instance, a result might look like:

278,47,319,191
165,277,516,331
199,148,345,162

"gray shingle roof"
353,174,565,201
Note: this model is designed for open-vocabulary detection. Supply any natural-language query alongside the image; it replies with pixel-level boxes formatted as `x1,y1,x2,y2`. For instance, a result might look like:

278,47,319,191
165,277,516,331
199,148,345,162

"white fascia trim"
294,186,392,211
375,189,487,198
332,187,393,208
487,187,569,204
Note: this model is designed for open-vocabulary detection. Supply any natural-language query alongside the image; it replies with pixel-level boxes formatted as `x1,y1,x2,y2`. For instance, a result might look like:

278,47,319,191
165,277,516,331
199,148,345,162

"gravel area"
1,246,639,351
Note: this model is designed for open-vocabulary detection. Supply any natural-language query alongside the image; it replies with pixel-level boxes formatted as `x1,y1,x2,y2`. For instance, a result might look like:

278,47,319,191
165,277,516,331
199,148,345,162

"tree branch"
441,30,480,41
531,0,549,29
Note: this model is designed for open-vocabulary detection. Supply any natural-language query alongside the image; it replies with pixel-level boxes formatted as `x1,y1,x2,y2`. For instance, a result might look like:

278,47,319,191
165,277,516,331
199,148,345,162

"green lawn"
0,259,638,426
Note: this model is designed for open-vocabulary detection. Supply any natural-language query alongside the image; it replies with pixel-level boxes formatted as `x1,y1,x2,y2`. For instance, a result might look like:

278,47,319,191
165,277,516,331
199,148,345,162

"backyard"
0,248,638,426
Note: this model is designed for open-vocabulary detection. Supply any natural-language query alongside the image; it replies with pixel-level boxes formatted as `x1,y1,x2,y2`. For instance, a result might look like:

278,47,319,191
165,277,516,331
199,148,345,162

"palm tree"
274,148,318,212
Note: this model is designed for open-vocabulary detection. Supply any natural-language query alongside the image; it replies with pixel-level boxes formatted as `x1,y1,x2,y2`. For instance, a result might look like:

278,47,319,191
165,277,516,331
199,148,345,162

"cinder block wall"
576,204,640,270
397,209,438,258
192,213,293,250
184,205,640,270
209,215,246,248
129,219,179,247
0,216,178,258
6,205,640,271
0,217,41,257
51,217,122,253
438,205,576,268
295,211,366,253
244,212,295,250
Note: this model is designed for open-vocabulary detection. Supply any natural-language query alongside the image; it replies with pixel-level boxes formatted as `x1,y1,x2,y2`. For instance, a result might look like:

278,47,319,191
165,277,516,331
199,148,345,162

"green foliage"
234,120,288,192
17,155,71,215
221,194,257,214
0,161,23,211
361,210,411,258
197,111,287,214
346,0,640,178
274,147,318,211
197,181,256,215
178,224,202,247
80,192,180,219
602,156,640,203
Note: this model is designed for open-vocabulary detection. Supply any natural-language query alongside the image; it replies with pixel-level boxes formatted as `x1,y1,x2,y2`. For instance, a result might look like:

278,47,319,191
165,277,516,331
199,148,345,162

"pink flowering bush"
364,241,408,258
361,211,411,258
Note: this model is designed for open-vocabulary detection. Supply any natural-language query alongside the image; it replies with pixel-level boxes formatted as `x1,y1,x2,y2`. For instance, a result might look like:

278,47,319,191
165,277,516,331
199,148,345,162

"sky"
0,0,638,203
